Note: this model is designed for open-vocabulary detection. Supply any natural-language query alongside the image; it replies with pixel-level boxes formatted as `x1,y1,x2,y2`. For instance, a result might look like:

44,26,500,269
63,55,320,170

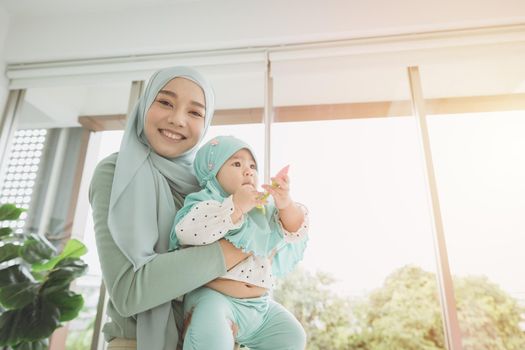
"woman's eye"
157,99,173,107
190,111,204,118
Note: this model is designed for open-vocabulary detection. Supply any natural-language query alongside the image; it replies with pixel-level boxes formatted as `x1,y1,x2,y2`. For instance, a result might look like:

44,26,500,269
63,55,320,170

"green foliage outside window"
273,265,525,350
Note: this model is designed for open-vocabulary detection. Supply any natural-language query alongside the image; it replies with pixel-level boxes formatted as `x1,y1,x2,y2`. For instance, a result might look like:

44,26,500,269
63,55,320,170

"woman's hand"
218,239,250,270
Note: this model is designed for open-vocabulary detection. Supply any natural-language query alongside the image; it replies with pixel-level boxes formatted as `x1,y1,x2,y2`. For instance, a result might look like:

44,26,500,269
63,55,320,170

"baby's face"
216,148,258,195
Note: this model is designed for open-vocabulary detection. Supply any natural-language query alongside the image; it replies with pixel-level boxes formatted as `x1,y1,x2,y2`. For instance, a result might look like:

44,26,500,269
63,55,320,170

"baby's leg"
182,287,236,350
243,300,306,350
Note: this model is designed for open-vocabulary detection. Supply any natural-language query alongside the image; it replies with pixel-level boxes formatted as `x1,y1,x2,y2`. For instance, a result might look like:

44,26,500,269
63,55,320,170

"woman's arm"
218,239,250,270
89,157,248,317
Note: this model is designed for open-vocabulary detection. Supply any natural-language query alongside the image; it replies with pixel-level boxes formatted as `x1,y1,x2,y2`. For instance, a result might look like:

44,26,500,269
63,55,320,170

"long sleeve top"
89,154,227,342
174,195,309,289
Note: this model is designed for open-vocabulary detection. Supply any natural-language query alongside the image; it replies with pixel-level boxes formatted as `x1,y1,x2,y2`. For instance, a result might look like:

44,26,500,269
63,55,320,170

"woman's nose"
167,108,186,126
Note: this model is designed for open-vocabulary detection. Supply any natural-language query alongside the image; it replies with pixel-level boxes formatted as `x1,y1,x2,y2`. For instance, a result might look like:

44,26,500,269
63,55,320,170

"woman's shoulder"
93,152,119,174
90,153,119,189
96,152,119,168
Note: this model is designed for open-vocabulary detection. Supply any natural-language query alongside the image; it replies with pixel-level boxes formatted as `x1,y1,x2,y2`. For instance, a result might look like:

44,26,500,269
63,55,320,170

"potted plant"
0,203,88,350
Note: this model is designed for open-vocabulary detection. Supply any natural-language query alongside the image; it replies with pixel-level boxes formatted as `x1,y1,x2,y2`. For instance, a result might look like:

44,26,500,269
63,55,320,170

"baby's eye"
233,161,241,167
250,164,257,170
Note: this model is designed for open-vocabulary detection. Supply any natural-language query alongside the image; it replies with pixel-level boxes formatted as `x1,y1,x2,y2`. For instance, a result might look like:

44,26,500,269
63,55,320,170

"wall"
4,0,525,64
0,7,9,114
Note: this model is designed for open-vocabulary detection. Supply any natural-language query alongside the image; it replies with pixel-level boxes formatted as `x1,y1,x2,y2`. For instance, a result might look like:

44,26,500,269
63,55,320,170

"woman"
89,67,249,350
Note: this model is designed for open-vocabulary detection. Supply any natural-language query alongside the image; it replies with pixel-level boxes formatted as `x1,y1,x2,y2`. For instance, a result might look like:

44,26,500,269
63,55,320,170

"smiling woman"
88,67,251,350
144,78,206,159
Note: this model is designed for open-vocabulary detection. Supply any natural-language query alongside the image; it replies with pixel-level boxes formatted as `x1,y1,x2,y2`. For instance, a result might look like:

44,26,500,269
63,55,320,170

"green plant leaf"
0,227,13,238
32,239,87,272
0,204,25,221
0,281,39,310
0,281,40,310
0,210,87,348
0,265,38,310
22,297,61,341
41,258,87,295
21,234,56,264
0,297,61,346
59,238,88,258
0,264,34,286
46,290,84,322
12,339,49,350
0,243,21,263
0,308,24,345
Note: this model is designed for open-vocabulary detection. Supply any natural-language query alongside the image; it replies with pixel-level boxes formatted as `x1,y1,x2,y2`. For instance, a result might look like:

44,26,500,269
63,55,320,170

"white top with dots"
175,195,309,289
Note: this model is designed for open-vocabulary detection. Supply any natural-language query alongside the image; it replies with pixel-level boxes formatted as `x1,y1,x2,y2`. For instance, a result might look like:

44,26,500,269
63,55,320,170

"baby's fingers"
261,184,275,194
270,177,289,191
256,198,268,206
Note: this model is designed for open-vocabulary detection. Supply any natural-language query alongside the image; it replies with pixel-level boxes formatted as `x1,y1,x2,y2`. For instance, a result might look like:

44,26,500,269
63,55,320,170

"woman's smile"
160,128,186,141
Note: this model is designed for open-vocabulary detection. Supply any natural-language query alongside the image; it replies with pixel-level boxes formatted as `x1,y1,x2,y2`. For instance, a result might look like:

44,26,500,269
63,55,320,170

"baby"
169,135,309,350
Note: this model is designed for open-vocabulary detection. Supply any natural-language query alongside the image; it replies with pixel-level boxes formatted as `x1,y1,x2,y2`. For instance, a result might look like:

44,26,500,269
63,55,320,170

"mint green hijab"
108,67,214,350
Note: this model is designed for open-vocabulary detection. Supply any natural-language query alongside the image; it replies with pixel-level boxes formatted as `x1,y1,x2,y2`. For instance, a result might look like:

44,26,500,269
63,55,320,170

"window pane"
271,58,444,349
428,111,525,349
0,128,47,232
420,41,525,349
70,130,124,349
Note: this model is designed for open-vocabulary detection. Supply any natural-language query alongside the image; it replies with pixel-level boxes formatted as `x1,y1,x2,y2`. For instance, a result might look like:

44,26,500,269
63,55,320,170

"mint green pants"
183,287,306,350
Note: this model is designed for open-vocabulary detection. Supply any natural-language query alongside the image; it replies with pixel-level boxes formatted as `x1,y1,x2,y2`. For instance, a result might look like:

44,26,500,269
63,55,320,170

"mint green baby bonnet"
107,67,214,350
170,135,307,277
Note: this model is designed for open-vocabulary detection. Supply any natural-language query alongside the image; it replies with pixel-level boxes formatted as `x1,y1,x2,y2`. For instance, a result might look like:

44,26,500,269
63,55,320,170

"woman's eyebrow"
159,90,205,109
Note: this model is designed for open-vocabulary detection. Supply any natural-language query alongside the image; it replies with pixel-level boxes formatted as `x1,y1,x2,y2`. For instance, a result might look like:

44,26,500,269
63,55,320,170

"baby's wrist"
230,197,245,223
231,196,243,212
231,208,244,223
277,200,294,211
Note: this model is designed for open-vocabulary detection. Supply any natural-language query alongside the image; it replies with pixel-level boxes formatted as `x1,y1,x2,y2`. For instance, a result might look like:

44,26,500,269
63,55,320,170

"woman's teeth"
161,129,184,140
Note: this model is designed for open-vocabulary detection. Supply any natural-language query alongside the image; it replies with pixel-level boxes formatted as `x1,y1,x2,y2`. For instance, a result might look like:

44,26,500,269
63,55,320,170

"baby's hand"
233,184,266,214
262,175,293,210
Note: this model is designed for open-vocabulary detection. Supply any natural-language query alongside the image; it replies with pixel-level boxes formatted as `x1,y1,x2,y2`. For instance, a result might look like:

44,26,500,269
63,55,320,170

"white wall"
0,7,9,114
4,0,525,63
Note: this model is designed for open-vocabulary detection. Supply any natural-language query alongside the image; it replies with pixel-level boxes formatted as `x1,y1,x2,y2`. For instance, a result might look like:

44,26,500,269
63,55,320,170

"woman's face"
144,77,206,158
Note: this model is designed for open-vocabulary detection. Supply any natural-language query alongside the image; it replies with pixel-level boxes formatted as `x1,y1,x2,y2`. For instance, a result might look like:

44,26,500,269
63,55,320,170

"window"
0,128,47,233
428,111,525,348
270,58,444,349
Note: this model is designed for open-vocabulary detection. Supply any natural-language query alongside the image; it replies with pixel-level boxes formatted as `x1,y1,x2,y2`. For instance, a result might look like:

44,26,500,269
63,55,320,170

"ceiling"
0,0,204,15
2,0,524,128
